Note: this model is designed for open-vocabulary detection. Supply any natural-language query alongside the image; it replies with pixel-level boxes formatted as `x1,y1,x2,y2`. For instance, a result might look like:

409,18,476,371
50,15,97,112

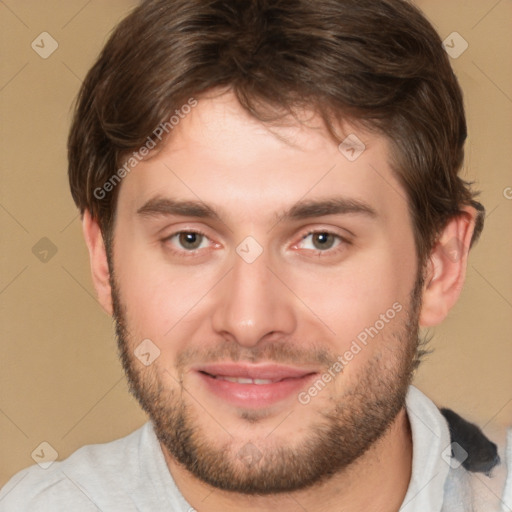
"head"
70,0,484,495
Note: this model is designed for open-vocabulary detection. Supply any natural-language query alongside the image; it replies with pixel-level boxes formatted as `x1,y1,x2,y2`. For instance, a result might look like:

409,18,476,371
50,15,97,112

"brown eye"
299,231,342,252
311,232,336,250
165,231,209,253
177,232,204,250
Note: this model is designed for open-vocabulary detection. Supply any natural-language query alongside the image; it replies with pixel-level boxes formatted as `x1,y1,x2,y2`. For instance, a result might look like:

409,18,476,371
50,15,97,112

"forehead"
116,91,406,225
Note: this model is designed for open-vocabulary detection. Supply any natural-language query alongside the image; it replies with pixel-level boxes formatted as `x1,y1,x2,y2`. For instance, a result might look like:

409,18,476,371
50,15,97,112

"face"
108,91,423,493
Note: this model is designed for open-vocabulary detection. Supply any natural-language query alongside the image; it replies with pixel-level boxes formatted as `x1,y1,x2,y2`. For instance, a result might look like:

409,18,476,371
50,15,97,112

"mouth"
192,363,319,409
207,376,285,385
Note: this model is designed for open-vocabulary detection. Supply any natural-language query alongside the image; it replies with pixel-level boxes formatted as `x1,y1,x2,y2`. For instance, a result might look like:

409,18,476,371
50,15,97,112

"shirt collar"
400,385,452,511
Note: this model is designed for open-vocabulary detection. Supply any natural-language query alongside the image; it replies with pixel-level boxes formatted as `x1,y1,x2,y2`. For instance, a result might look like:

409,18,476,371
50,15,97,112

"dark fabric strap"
440,407,501,476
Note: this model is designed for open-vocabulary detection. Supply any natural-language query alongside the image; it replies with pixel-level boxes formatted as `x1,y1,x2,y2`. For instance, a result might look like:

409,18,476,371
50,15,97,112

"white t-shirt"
0,386,509,511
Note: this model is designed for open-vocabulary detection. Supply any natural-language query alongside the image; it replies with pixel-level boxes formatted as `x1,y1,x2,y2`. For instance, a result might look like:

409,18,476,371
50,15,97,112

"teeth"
217,376,274,385
253,379,273,385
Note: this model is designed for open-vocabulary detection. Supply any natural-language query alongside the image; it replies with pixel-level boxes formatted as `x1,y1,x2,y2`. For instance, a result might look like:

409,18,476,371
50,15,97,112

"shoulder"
0,423,151,511
442,455,510,512
404,386,511,512
438,404,510,512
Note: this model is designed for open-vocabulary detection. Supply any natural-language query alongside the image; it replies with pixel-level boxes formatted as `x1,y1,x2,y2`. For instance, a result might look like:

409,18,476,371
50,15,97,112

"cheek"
287,242,416,350
113,239,218,343
112,214,417,361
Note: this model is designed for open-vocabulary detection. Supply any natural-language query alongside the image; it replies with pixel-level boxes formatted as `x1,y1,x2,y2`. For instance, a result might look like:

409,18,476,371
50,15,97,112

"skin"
83,90,477,512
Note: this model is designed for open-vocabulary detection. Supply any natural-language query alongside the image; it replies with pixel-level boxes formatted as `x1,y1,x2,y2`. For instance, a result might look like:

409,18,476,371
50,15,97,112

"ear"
419,205,478,326
82,210,113,316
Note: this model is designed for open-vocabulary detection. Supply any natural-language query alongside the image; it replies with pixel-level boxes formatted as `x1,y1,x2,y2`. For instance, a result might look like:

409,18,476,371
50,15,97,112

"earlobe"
82,210,114,316
419,205,478,327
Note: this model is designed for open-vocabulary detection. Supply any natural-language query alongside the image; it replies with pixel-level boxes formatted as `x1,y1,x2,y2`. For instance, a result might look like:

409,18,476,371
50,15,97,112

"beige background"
0,0,511,487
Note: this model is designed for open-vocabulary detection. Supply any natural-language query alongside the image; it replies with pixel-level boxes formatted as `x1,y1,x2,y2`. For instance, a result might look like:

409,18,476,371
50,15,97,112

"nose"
211,248,297,347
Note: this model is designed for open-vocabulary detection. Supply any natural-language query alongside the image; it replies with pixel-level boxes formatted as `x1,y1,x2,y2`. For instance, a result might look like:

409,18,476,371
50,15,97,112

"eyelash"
163,229,212,258
162,229,350,258
295,229,350,257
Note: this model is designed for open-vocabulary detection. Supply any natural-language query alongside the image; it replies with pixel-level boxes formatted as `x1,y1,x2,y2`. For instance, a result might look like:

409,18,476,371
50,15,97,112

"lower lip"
196,372,317,409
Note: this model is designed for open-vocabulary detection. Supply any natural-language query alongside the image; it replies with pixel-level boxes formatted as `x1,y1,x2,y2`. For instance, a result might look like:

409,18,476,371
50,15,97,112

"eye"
165,230,210,252
296,231,347,254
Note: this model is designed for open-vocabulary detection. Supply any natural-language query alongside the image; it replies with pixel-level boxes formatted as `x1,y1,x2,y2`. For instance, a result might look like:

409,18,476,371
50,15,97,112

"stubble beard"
110,268,425,495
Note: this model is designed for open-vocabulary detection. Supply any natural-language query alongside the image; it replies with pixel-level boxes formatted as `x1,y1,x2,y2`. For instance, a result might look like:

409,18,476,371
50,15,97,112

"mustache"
174,340,336,370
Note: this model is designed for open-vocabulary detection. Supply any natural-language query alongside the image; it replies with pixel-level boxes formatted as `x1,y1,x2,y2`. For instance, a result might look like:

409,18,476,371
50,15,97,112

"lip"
192,363,319,409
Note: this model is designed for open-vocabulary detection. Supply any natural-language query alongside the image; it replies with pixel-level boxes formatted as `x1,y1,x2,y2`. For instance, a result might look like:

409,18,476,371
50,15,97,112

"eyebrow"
136,196,378,223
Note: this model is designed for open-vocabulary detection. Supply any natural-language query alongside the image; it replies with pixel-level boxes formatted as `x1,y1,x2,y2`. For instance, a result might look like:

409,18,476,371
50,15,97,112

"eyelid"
292,228,351,254
161,226,351,257
162,228,215,256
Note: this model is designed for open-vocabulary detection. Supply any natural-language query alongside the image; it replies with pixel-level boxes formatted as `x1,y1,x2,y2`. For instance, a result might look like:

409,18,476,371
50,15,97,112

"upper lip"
193,363,318,381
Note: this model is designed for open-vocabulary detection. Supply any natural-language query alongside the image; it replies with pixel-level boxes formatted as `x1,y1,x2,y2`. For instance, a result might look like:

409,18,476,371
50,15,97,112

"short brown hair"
68,0,485,265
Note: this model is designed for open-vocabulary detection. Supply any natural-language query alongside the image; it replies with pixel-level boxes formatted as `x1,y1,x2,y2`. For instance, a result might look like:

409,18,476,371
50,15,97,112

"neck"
161,407,413,512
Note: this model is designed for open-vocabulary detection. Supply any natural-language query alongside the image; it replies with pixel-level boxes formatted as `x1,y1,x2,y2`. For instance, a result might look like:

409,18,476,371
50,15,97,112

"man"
0,0,509,510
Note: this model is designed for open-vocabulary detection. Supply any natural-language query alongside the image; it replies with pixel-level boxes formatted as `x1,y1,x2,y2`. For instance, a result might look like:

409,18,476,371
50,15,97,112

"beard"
110,266,426,495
